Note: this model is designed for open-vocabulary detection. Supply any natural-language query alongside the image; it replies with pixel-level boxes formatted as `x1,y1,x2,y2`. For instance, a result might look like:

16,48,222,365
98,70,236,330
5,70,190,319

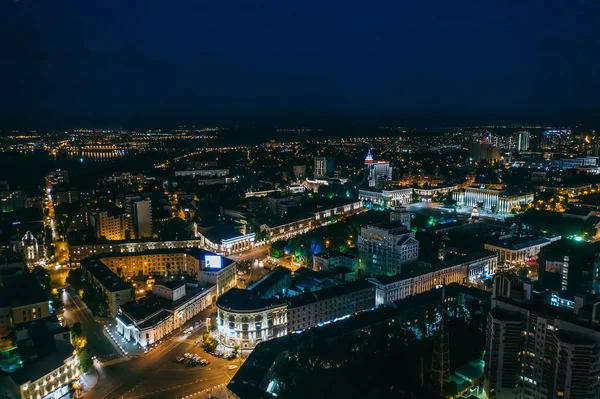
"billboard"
205,255,222,269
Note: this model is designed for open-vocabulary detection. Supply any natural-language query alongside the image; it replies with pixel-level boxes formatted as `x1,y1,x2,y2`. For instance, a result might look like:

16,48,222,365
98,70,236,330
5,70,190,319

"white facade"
358,225,419,276
453,187,534,213
117,285,215,348
358,188,413,208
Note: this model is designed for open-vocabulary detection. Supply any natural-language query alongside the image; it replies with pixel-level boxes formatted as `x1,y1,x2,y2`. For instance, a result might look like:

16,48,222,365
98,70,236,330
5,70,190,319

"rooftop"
0,273,49,308
217,288,287,312
96,247,235,270
247,266,291,297
10,341,74,386
82,259,131,292
485,235,551,250
288,280,373,309
314,250,357,260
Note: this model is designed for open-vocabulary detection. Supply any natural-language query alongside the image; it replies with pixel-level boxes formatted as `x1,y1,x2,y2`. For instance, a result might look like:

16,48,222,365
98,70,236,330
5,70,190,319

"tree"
78,347,93,373
32,266,52,293
232,345,239,358
202,332,219,352
70,323,86,349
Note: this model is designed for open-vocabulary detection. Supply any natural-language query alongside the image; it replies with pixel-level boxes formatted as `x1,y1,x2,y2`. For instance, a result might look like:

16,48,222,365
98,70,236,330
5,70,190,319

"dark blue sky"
1,0,599,128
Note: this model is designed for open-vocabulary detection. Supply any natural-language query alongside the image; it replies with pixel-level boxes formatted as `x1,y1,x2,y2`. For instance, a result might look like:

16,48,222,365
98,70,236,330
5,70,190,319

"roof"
247,267,291,296
10,341,74,386
0,273,49,308
82,259,131,292
216,289,287,312
485,235,551,251
288,280,374,308
158,280,186,290
121,285,211,323
201,224,253,243
95,248,235,269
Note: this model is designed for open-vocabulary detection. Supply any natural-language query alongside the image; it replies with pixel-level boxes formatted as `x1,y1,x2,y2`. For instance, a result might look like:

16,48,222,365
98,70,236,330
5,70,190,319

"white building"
367,250,498,306
452,186,534,213
2,341,79,399
216,289,288,349
117,283,215,348
313,251,358,272
358,188,412,208
314,157,335,178
484,235,559,266
358,223,419,276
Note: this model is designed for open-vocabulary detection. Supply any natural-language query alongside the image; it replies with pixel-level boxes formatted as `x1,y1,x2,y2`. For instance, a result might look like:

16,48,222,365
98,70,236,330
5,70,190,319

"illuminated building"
287,280,375,332
91,248,237,297
358,187,412,208
81,258,134,317
367,250,498,305
484,235,558,266
363,149,393,188
541,129,572,149
313,251,358,272
452,186,534,213
117,282,215,348
358,223,419,276
216,289,288,349
44,169,69,188
90,210,126,241
198,225,256,255
12,231,42,266
314,157,335,178
3,341,79,399
485,273,600,399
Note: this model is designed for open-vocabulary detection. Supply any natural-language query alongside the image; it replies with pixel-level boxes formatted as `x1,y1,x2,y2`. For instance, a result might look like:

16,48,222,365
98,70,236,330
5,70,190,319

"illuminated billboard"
205,255,222,269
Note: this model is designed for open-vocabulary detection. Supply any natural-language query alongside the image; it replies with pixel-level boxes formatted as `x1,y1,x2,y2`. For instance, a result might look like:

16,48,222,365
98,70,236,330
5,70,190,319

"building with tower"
363,150,393,188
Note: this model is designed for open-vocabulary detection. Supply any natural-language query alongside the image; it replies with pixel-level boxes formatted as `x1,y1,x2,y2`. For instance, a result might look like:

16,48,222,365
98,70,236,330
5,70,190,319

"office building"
358,223,419,276
363,150,393,188
314,157,335,178
541,129,572,149
131,198,152,239
513,131,530,152
468,141,501,162
485,273,600,399
90,210,126,241
53,189,78,206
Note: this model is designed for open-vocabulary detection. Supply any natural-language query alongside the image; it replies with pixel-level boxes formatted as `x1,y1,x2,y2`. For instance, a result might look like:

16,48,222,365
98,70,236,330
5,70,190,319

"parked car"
228,365,238,370
184,353,193,359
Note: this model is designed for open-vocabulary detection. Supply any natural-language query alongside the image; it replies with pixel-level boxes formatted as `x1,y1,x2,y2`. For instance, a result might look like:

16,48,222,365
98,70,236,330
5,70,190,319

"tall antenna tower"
431,287,450,395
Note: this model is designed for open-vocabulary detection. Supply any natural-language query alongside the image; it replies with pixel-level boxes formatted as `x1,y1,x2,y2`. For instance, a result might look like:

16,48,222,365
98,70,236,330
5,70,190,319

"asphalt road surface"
61,289,117,358
87,309,235,399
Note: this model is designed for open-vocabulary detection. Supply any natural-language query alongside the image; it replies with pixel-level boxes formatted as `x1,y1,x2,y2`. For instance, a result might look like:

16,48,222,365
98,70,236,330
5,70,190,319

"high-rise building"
363,150,393,188
132,198,153,239
541,129,572,149
513,131,530,152
314,157,335,178
485,273,600,399
90,210,126,241
468,141,501,162
358,223,418,276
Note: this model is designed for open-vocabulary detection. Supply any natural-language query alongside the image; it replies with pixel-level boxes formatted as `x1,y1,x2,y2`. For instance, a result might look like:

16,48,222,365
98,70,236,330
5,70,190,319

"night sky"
1,0,599,128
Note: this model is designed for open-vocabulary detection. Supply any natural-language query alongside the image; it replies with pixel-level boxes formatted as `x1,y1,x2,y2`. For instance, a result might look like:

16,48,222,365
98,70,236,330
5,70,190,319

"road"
87,308,235,399
61,289,118,358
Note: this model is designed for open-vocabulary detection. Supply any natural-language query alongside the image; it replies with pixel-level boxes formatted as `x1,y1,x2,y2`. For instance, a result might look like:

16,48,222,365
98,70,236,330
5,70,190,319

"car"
184,353,193,359
227,354,236,360
228,365,238,370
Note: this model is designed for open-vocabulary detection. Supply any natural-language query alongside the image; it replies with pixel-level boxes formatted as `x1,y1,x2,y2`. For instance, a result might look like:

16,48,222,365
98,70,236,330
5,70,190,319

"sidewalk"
80,364,99,393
